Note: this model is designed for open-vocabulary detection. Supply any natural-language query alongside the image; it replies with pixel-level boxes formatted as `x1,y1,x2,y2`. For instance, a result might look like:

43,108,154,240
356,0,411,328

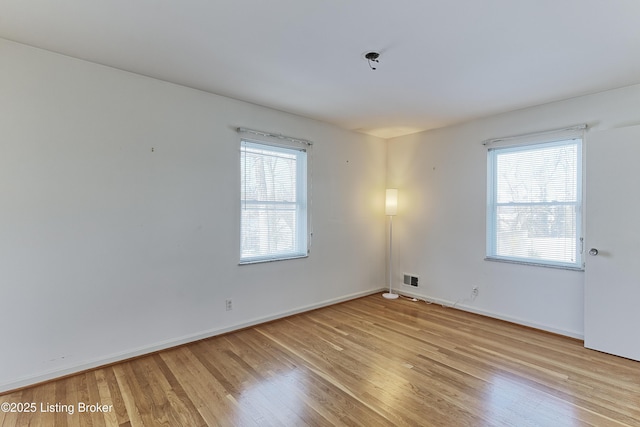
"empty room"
1,1,640,426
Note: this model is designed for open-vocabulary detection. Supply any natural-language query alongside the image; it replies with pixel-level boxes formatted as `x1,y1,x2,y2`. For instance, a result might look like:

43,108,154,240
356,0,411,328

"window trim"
486,135,584,270
239,137,310,265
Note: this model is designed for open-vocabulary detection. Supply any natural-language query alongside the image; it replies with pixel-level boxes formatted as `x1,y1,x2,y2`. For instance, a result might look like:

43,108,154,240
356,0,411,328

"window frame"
486,137,584,270
239,137,310,265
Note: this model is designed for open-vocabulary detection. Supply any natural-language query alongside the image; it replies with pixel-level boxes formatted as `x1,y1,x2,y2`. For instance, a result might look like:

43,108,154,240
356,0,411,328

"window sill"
239,254,308,265
484,256,584,272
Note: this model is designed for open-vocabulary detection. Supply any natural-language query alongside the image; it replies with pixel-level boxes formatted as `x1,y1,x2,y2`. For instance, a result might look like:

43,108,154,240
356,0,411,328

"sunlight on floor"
236,368,306,423
488,374,577,426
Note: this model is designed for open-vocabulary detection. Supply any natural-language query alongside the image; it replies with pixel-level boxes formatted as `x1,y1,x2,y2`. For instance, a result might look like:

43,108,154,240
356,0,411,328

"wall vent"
403,274,419,287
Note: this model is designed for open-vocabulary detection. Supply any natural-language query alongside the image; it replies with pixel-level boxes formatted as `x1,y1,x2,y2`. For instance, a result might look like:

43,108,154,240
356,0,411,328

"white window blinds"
486,130,583,269
240,140,308,263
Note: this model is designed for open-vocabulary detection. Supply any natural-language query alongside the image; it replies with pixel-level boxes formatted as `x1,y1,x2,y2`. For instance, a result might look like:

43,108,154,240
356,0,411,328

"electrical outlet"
225,299,233,311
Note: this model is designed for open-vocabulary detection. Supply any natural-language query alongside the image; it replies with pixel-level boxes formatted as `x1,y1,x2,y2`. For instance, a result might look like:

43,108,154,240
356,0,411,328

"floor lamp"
383,189,399,299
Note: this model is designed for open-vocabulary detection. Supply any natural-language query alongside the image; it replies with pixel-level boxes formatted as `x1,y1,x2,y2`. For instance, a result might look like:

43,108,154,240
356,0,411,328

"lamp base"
382,292,399,300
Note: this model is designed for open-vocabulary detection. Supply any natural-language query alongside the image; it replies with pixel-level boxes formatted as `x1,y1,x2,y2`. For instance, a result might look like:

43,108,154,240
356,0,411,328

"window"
240,139,308,263
486,135,583,269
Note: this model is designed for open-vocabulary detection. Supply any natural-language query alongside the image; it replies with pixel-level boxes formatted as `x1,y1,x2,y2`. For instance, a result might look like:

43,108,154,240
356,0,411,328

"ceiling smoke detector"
364,51,380,70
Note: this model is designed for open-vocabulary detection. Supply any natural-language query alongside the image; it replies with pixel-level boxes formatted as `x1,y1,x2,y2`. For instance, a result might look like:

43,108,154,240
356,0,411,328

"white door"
584,125,640,361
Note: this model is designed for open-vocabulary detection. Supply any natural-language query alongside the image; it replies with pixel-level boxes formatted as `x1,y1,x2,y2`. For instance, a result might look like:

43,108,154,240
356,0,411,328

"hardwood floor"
2,295,639,426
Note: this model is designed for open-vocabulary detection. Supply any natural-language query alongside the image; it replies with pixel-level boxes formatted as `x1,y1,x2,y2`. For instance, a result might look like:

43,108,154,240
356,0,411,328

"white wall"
387,84,640,338
0,39,387,392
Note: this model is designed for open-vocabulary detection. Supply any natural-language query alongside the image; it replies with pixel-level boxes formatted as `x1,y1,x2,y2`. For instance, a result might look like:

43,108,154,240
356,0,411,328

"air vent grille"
403,274,419,287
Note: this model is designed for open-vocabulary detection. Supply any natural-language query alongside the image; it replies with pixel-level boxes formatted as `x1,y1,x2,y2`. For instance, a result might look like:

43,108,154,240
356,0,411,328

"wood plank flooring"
2,295,639,426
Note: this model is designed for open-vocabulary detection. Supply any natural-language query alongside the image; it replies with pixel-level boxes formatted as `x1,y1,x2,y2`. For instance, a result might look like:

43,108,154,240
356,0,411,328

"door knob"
589,248,599,256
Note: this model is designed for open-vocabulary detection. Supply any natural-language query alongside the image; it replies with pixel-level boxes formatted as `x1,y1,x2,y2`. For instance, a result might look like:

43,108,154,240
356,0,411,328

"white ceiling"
1,0,639,139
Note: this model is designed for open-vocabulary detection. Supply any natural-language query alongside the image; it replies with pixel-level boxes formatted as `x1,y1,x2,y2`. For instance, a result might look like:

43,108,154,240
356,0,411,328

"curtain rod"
482,124,587,146
237,127,313,146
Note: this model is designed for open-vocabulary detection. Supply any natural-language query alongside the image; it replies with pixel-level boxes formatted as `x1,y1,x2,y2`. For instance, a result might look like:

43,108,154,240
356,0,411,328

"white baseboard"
3,287,582,394
0,288,383,394
394,288,584,340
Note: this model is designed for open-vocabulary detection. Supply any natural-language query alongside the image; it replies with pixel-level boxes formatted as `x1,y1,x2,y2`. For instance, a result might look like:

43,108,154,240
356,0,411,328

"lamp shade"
385,189,398,216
